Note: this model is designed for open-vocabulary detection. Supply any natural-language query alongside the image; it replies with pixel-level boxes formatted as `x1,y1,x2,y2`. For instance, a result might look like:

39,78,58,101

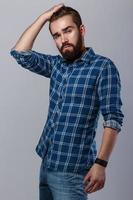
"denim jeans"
39,156,89,200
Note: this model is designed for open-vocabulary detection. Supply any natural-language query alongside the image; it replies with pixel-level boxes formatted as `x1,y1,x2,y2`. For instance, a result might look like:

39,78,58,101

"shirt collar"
61,47,95,64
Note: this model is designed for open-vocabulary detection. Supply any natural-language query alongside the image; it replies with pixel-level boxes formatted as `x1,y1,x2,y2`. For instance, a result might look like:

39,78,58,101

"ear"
79,24,85,36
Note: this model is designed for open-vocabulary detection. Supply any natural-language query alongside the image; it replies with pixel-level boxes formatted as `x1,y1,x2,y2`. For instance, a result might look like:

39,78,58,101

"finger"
58,3,64,6
54,3,64,10
84,180,96,193
50,3,64,13
96,180,105,190
97,181,105,191
88,182,100,193
83,173,91,184
89,181,105,193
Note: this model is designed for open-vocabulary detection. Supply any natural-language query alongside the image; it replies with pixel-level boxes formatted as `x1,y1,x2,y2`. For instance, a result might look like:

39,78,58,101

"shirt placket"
48,65,74,144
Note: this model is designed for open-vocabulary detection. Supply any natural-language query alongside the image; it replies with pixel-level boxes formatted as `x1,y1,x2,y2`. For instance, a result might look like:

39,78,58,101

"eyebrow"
52,26,74,37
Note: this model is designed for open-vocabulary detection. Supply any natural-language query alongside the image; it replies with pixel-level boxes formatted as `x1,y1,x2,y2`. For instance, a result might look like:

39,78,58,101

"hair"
49,6,82,33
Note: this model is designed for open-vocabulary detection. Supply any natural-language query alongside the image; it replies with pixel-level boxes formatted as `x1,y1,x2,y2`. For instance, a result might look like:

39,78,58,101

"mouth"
63,45,73,50
65,43,73,47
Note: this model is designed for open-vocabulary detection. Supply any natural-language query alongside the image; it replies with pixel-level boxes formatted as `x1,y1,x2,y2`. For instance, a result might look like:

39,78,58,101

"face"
50,15,85,61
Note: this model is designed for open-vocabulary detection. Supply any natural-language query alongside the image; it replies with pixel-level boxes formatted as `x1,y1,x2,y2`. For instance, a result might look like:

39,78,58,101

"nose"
61,34,68,43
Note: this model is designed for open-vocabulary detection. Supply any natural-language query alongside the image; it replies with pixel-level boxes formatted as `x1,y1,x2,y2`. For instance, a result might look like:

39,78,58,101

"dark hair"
49,6,82,33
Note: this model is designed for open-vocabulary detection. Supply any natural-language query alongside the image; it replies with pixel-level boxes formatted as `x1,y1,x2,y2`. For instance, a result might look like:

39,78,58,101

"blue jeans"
39,156,89,200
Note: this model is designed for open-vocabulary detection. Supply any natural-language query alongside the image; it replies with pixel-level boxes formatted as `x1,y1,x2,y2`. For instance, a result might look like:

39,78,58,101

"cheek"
55,40,61,50
69,32,80,44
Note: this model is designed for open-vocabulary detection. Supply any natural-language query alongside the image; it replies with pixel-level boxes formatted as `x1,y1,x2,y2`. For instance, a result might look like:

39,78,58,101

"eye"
65,29,72,33
53,34,60,39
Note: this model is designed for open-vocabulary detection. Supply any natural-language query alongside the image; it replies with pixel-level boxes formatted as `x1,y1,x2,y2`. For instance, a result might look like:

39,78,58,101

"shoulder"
92,52,118,73
93,52,113,65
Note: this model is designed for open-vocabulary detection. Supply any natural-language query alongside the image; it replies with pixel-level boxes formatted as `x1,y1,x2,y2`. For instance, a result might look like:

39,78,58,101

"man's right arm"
10,4,64,77
11,3,64,51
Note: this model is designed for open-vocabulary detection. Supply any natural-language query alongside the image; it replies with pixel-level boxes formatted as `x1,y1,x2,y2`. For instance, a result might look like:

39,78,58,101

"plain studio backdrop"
0,0,132,199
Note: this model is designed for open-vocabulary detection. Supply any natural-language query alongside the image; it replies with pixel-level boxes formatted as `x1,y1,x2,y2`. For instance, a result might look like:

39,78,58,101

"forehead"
50,15,77,33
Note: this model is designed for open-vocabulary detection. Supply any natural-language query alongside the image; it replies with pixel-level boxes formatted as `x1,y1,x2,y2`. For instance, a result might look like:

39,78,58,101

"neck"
81,46,87,54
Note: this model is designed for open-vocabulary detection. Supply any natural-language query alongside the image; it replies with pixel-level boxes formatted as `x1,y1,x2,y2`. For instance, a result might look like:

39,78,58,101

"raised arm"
12,3,64,51
10,4,64,77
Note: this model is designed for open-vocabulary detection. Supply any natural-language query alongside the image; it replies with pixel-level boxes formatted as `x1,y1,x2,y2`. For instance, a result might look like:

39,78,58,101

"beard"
58,33,84,61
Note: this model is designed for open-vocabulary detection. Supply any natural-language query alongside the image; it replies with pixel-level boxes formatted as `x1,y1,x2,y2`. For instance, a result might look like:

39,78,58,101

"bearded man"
10,4,124,200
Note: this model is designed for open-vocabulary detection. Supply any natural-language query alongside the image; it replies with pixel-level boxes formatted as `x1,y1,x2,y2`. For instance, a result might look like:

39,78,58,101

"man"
10,4,124,200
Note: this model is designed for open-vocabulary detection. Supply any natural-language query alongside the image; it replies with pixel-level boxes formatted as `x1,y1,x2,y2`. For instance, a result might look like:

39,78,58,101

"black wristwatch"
95,158,108,167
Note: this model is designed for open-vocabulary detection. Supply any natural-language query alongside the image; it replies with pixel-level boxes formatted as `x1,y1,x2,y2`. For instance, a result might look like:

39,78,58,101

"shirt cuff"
10,49,33,57
103,120,121,133
10,49,34,66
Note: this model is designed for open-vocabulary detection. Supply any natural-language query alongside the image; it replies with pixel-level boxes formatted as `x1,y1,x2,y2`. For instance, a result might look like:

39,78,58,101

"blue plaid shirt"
10,47,124,173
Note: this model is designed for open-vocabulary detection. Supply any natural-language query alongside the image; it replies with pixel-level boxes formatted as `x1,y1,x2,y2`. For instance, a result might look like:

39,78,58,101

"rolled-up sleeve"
10,49,59,78
98,59,124,133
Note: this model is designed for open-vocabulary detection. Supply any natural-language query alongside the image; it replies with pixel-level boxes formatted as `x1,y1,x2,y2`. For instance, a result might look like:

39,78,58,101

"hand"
44,3,64,21
83,163,106,193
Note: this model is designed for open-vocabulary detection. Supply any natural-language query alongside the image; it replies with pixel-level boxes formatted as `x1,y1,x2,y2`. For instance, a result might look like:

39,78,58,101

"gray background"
1,0,132,199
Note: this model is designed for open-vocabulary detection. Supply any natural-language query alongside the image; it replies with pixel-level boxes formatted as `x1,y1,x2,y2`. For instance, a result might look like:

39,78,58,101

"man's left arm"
83,127,118,193
83,59,124,193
